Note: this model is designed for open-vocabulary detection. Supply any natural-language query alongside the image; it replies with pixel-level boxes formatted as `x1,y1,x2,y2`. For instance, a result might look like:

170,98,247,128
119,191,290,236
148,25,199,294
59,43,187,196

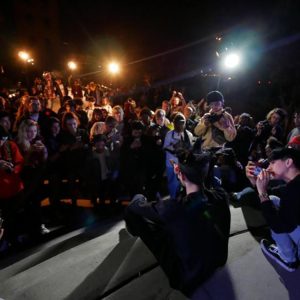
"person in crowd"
161,100,171,119
287,109,300,143
120,120,156,198
43,72,56,110
169,91,186,115
183,105,196,133
85,96,96,121
124,149,230,297
86,134,112,207
194,91,236,150
54,78,68,107
99,108,109,122
85,82,101,106
90,122,105,140
31,77,44,96
227,112,256,166
44,117,63,210
14,96,55,137
58,99,75,121
123,98,138,137
59,112,90,205
0,111,13,138
16,119,49,235
288,135,300,151
246,147,300,272
153,109,170,140
112,105,125,134
139,107,155,135
74,98,89,129
71,79,83,98
0,96,7,112
0,125,25,243
230,136,284,207
148,109,170,197
164,113,194,199
88,108,102,132
99,96,112,115
250,108,287,159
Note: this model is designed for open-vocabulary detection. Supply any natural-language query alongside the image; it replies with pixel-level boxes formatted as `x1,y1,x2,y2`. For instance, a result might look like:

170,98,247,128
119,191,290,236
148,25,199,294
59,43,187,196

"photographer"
249,108,287,159
246,147,300,272
194,91,236,150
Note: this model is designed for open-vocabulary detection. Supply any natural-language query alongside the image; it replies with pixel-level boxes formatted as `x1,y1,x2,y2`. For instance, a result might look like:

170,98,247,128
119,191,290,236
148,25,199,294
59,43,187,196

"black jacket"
261,175,300,233
126,188,230,295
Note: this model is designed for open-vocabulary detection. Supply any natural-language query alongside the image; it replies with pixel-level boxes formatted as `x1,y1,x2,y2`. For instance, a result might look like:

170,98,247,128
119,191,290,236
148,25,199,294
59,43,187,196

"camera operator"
249,108,287,159
246,147,300,272
194,91,236,150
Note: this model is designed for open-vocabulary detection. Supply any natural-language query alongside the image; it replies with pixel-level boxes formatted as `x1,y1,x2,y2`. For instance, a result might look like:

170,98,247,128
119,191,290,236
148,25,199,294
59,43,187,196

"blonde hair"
90,122,105,140
112,105,124,121
16,119,38,152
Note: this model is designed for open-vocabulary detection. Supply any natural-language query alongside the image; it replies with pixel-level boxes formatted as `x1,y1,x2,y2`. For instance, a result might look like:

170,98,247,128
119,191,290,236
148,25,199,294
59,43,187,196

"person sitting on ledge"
246,147,300,272
124,149,230,296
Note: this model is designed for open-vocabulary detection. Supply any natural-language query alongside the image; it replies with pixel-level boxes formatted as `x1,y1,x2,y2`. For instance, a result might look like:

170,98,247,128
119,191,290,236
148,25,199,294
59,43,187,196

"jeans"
166,166,180,200
270,195,300,263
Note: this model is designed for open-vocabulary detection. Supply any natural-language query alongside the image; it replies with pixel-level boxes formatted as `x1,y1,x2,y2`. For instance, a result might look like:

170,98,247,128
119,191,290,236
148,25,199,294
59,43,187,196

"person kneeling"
246,147,300,272
124,150,230,296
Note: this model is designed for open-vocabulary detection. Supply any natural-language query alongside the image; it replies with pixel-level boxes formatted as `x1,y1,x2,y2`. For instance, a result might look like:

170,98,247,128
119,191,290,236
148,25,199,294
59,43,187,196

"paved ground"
0,203,299,300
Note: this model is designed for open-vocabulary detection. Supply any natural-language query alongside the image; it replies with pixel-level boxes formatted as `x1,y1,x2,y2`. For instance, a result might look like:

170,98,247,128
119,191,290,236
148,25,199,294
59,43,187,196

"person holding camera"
194,91,236,150
249,108,287,160
246,147,300,272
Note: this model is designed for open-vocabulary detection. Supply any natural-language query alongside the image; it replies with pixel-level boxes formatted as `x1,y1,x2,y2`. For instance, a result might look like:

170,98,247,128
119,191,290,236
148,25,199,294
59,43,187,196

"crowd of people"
1,73,300,295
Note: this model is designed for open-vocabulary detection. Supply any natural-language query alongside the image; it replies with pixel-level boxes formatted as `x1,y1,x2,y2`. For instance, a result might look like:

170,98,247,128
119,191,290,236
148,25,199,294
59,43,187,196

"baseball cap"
269,147,300,169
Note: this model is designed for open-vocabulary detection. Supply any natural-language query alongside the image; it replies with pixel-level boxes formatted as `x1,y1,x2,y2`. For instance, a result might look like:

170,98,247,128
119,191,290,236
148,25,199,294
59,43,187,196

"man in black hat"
124,150,230,296
246,147,300,272
194,91,236,150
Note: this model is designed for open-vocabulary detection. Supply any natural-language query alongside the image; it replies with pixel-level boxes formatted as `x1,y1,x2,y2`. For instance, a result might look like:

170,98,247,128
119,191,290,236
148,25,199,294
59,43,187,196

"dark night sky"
54,0,300,85
1,0,300,88
60,0,299,60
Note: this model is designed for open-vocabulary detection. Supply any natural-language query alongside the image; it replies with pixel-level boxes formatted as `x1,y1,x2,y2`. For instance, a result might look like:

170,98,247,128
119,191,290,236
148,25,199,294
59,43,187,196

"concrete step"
0,204,275,300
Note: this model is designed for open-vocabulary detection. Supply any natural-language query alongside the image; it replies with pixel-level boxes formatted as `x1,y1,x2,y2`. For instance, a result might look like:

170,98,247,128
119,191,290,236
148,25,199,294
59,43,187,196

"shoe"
40,224,50,235
260,239,298,272
229,192,241,208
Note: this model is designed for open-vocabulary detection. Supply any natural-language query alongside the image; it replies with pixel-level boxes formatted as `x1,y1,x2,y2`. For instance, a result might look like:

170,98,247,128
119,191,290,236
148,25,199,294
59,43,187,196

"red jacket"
0,141,24,199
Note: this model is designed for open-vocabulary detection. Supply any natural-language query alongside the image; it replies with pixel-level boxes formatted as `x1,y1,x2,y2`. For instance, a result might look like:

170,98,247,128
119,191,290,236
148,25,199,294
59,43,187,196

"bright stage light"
67,61,77,70
18,51,30,61
223,53,240,69
108,62,120,74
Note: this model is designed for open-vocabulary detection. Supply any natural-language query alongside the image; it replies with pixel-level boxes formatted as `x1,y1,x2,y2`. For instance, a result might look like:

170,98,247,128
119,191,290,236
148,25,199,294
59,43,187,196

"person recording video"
194,91,236,150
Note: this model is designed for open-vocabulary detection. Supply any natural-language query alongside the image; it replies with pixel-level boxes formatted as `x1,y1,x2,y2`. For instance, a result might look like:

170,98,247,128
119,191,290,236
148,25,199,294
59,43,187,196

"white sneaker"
40,224,50,235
